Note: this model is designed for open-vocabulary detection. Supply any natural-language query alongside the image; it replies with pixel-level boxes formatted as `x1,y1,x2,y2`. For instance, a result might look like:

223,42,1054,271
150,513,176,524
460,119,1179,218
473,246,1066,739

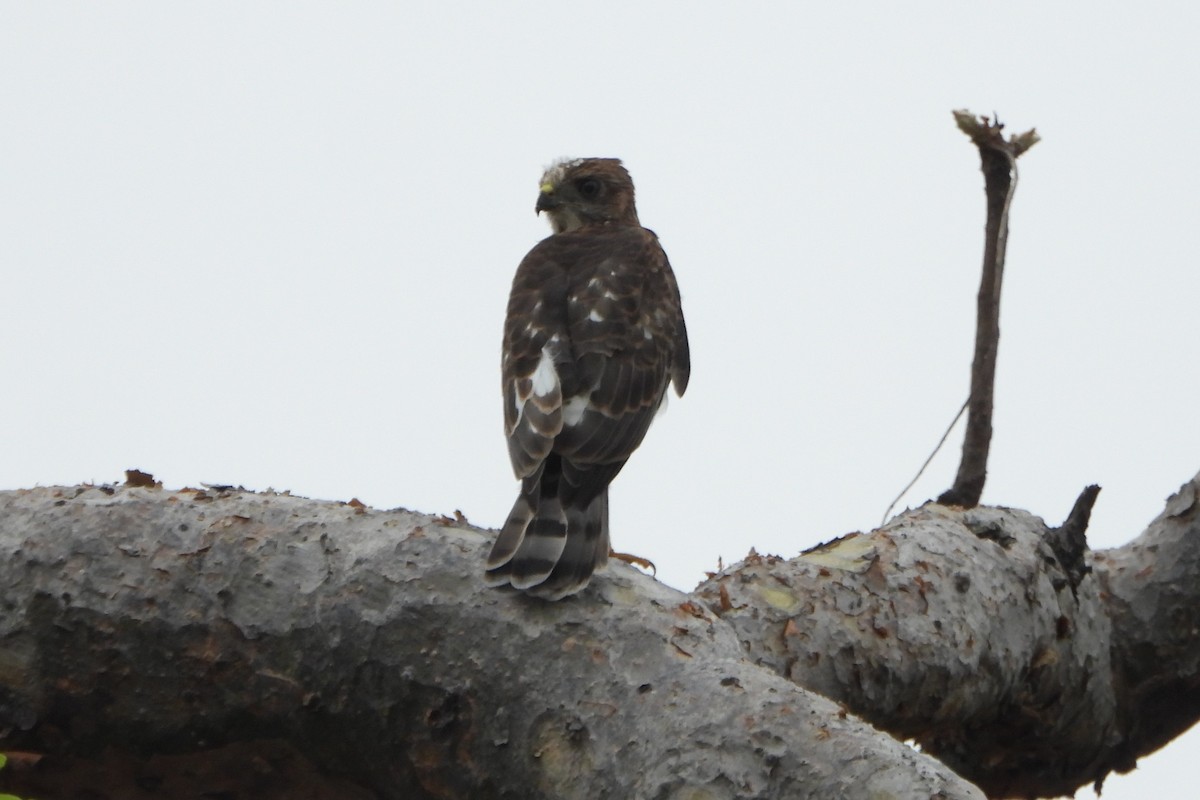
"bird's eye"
575,177,602,200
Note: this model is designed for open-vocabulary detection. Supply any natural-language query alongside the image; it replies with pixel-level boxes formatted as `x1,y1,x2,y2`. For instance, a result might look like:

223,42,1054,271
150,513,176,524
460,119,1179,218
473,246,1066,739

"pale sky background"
2,3,1197,797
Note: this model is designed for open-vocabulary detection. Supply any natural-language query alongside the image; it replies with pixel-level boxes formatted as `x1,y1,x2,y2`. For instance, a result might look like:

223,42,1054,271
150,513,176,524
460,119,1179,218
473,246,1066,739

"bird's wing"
502,238,571,480
502,228,688,493
555,229,686,467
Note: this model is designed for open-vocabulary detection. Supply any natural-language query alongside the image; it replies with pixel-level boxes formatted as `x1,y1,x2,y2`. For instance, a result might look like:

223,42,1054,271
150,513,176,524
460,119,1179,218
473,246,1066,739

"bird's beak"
535,186,560,215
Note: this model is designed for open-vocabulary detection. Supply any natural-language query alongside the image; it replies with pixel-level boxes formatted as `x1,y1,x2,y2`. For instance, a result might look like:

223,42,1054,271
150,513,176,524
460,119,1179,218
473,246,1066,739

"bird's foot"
609,549,656,575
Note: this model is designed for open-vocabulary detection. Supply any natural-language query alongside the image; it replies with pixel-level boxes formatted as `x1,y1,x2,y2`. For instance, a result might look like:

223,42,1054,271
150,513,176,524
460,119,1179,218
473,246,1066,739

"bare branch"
939,111,1040,508
1045,484,1101,595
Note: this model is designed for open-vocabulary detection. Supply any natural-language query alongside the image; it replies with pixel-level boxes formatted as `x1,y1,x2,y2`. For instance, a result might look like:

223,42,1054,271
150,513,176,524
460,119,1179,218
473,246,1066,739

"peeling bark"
0,485,981,800
694,472,1200,798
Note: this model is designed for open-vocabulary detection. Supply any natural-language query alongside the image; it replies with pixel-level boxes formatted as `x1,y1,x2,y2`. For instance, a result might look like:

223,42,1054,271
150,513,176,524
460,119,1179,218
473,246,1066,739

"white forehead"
539,157,585,187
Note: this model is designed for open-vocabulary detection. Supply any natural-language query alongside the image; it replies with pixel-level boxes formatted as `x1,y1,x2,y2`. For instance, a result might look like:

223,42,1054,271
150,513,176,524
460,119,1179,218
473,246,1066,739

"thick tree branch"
939,111,1040,509
695,471,1200,798
0,485,981,800
1097,478,1200,773
3,474,1195,799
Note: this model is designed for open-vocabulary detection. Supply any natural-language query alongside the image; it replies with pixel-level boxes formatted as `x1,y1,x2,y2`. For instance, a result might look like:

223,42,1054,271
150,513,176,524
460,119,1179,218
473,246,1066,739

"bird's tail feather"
483,491,536,586
485,479,609,600
525,490,609,600
508,496,568,589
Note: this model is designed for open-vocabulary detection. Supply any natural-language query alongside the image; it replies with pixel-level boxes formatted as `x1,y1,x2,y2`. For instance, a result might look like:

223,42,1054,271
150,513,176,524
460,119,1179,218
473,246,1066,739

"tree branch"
4,474,1195,799
695,470,1200,798
939,111,1040,508
0,485,982,800
1097,477,1200,774
1045,484,1101,596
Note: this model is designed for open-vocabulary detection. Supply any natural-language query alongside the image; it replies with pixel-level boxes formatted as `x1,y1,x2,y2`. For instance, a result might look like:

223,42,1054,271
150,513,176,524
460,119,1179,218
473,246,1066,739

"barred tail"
485,459,610,600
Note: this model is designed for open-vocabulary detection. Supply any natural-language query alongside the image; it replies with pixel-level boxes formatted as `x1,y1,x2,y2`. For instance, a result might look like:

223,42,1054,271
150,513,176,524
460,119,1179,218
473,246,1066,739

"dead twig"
938,111,1039,508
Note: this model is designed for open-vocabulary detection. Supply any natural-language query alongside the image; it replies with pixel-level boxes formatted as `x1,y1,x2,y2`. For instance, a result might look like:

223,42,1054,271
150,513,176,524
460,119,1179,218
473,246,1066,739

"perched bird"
485,158,690,600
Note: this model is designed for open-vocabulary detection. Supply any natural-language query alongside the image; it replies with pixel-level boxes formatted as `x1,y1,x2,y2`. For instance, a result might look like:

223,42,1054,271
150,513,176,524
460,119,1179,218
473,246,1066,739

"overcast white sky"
2,3,1197,797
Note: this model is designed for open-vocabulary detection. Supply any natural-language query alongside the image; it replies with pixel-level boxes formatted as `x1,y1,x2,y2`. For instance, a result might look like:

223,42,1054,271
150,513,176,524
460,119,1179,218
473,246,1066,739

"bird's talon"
610,549,656,575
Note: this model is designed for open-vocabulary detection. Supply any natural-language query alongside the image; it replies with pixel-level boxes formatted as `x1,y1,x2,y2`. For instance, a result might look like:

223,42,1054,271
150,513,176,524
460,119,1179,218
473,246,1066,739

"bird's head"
535,157,639,234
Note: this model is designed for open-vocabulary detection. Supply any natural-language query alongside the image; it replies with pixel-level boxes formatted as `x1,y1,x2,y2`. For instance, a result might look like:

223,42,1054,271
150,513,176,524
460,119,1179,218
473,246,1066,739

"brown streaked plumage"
485,158,690,600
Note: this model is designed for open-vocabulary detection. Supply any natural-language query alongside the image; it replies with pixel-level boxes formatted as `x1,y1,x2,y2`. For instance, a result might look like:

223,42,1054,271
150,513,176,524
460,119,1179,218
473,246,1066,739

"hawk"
485,158,690,600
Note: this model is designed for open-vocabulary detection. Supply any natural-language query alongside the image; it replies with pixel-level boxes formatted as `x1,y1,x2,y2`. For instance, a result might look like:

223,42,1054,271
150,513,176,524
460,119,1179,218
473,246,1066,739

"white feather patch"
588,310,604,322
531,347,560,397
562,394,589,426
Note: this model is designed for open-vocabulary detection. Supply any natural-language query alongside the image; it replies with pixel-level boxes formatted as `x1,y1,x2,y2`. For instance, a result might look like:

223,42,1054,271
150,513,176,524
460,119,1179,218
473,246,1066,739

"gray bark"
695,471,1200,798
1098,478,1200,774
0,484,981,800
